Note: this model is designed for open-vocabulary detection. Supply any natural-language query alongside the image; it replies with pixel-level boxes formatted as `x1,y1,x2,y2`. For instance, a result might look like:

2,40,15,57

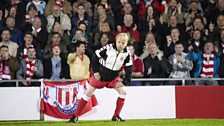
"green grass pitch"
0,119,224,126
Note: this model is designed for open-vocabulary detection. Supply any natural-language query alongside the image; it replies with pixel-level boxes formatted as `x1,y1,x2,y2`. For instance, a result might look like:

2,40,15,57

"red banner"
40,80,97,119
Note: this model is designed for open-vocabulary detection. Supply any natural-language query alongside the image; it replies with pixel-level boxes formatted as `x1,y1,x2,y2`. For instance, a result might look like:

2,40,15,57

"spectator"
71,4,93,34
109,0,132,17
204,0,224,24
167,42,193,85
1,6,25,30
188,29,205,53
137,0,154,19
158,15,186,41
188,29,205,76
115,14,141,52
26,0,46,15
115,2,137,27
0,45,19,86
93,32,111,51
5,16,23,47
184,0,206,27
72,0,93,17
44,32,67,59
71,29,87,44
212,14,224,40
70,29,93,58
138,5,160,28
93,21,114,46
137,0,169,16
186,16,206,40
44,44,69,80
163,0,184,24
94,0,114,24
67,41,90,80
46,5,71,33
0,29,18,57
93,4,115,30
140,32,163,60
25,4,41,27
17,32,42,61
218,29,224,85
77,21,92,45
143,43,171,85
16,47,44,86
47,21,70,46
163,28,185,58
138,5,160,40
8,6,17,18
129,44,144,86
6,0,26,30
24,17,48,50
188,41,220,86
45,0,72,17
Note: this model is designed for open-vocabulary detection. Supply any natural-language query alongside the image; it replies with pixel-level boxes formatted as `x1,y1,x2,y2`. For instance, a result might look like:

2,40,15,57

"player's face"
116,38,128,52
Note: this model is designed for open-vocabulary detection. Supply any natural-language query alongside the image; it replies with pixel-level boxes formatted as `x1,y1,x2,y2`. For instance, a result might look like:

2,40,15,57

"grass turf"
0,119,224,126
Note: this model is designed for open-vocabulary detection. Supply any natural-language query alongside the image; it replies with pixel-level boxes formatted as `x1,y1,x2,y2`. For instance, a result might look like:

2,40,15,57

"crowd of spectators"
0,0,224,86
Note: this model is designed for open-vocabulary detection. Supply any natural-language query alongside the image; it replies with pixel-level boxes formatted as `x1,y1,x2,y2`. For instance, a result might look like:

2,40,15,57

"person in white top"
0,29,18,57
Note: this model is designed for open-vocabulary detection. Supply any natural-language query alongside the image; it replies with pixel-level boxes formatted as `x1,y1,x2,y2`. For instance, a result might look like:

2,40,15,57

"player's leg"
69,85,96,123
112,82,126,122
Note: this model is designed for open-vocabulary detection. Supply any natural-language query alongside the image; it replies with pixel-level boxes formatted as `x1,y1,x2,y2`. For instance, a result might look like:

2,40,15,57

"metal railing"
0,78,223,87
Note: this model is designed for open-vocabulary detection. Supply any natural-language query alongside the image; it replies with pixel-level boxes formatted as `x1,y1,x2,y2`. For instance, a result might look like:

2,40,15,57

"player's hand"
94,72,101,80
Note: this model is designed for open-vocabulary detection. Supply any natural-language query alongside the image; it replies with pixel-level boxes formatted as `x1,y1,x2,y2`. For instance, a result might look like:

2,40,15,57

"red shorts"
89,76,122,89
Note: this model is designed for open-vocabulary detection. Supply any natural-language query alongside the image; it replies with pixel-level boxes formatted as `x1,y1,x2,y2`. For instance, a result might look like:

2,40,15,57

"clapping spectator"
167,42,193,85
16,47,43,86
188,41,220,86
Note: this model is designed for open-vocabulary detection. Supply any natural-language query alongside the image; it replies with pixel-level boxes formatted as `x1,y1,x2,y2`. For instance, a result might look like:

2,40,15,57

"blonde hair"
116,33,129,43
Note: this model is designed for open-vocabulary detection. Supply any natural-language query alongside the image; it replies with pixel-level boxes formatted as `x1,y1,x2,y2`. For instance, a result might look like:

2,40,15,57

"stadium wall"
0,86,224,121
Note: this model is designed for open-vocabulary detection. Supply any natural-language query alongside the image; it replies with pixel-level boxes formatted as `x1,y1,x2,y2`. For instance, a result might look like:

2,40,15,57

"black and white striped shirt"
92,44,132,82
